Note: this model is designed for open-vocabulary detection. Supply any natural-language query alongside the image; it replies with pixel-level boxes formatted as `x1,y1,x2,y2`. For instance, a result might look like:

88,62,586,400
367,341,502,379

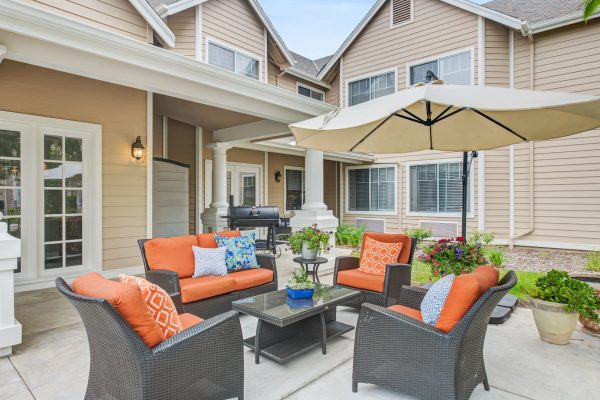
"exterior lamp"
274,170,282,182
131,136,145,160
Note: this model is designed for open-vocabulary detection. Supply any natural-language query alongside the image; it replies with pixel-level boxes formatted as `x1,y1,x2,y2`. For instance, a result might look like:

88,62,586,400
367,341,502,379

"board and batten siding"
0,61,148,270
23,0,149,42
167,7,197,58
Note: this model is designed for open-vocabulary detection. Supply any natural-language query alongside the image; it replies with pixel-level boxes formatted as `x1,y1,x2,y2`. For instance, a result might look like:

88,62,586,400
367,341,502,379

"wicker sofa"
333,232,417,308
138,231,278,318
352,270,517,400
56,277,244,400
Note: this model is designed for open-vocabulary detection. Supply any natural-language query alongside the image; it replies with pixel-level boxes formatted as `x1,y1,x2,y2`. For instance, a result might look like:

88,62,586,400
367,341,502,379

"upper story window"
347,165,396,213
208,41,260,80
348,70,396,107
297,84,324,102
391,0,413,27
409,50,472,86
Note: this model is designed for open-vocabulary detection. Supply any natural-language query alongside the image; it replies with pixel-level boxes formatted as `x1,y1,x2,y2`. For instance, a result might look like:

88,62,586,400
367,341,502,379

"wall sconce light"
131,136,145,160
274,170,282,182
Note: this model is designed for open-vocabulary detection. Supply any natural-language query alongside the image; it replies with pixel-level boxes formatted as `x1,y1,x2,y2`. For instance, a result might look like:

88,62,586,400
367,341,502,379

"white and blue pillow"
215,232,259,272
192,246,228,278
421,274,455,325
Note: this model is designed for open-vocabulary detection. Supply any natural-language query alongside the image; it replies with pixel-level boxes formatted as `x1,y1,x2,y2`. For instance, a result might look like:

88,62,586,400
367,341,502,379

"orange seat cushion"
360,232,412,265
436,274,482,333
337,269,385,293
73,272,164,347
144,235,198,279
197,230,240,248
388,304,423,321
120,275,182,339
473,265,500,294
179,275,236,303
179,313,204,330
358,236,403,276
230,268,274,291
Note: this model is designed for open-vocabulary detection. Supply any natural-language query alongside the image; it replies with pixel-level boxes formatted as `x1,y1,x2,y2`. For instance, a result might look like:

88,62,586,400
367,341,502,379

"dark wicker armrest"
383,263,412,306
256,253,278,285
145,269,184,314
359,303,445,337
334,256,359,284
396,285,428,310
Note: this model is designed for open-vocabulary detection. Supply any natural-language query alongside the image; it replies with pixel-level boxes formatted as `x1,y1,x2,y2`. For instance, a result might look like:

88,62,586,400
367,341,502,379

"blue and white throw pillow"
421,274,455,325
192,246,228,278
215,232,259,272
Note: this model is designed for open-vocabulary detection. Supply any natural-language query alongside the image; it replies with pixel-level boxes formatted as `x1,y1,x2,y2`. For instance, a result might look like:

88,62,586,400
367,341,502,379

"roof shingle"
482,0,584,24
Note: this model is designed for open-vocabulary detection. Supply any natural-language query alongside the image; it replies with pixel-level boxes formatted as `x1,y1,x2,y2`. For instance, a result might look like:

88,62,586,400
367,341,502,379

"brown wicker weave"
138,239,278,318
352,271,518,400
333,238,417,308
55,277,245,400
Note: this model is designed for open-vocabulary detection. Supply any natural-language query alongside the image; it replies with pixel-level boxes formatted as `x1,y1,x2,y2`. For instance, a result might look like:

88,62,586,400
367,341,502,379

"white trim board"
128,0,175,47
296,82,326,102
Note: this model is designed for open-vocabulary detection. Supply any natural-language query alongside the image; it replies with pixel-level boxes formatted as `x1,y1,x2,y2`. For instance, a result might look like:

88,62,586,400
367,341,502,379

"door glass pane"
0,188,21,216
1,130,22,272
66,216,82,240
44,135,63,160
65,163,82,188
239,174,257,206
65,137,82,162
44,162,63,187
44,243,63,269
44,217,63,242
0,160,21,186
285,169,303,211
0,130,20,157
65,190,83,214
45,190,62,214
66,242,82,267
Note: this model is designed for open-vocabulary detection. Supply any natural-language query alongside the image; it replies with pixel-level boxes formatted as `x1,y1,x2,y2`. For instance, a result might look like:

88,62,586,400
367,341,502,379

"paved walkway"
2,251,600,399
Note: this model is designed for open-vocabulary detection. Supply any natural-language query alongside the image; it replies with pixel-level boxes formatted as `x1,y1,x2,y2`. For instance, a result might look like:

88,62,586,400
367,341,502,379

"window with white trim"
409,161,470,214
208,42,260,80
348,71,396,107
285,167,304,212
347,166,396,212
409,51,472,85
297,84,324,102
391,0,412,26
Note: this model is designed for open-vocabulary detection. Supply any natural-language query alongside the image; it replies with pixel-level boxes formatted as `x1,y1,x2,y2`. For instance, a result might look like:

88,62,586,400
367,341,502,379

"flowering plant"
422,236,487,277
288,225,332,256
286,267,315,290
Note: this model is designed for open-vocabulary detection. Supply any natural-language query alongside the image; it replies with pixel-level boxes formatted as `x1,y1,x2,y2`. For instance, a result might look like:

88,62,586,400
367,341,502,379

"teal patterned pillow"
215,232,259,272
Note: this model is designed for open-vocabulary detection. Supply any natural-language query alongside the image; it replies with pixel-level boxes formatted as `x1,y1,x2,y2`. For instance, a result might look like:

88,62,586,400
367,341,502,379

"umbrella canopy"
289,82,600,153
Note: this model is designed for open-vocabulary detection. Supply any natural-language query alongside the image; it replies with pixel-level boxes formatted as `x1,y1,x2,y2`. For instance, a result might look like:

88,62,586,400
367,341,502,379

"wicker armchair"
333,232,417,308
56,278,245,400
352,271,517,400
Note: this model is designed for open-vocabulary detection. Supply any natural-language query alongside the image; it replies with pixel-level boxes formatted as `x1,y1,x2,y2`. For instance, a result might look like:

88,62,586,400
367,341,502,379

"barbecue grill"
225,205,281,256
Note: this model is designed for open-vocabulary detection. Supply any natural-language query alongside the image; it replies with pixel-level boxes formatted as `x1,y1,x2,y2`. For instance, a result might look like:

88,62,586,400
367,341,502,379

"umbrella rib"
471,109,527,141
432,107,466,123
399,108,426,123
394,114,425,124
349,113,395,151
432,105,454,122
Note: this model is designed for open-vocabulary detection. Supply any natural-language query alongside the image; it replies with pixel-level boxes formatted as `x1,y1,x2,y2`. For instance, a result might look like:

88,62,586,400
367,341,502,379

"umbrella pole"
462,151,468,239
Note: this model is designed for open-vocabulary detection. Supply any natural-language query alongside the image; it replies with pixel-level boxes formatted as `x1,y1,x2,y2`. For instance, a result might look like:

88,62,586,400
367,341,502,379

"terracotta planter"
531,298,579,345
570,272,600,336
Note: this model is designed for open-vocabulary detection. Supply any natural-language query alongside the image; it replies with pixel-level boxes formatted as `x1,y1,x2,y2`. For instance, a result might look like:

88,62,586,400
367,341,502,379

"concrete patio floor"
3,250,600,400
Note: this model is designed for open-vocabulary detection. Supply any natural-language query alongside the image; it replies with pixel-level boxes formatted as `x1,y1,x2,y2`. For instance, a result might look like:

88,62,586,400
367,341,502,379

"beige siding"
513,31,531,90
167,7,196,58
484,148,510,239
23,0,149,42
342,0,479,105
202,0,264,65
0,61,148,270
325,67,341,107
266,153,304,217
324,160,339,217
485,20,509,87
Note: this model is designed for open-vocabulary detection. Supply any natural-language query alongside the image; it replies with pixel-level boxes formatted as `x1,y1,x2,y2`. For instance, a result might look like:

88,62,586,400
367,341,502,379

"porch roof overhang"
0,0,333,127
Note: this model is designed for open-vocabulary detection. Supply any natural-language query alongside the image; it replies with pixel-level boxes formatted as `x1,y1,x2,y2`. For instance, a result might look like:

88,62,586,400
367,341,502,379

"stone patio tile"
15,288,82,337
0,358,35,400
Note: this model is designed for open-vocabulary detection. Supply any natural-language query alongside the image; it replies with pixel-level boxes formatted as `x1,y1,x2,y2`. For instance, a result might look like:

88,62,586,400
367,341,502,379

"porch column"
290,149,338,239
0,212,22,358
201,142,232,233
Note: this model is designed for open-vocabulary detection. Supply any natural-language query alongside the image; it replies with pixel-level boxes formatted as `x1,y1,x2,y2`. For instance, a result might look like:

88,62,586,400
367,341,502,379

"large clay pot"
531,298,579,345
301,242,317,260
570,273,600,336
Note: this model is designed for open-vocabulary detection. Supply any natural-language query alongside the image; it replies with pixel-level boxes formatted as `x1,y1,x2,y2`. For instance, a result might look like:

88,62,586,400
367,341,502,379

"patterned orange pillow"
120,275,182,339
358,236,403,276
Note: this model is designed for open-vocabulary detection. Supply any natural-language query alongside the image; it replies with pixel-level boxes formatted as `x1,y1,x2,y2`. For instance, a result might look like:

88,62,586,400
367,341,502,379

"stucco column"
0,212,22,358
201,142,232,233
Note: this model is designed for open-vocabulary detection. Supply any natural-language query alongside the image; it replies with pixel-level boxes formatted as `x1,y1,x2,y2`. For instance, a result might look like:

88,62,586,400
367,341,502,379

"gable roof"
129,0,175,47
483,0,582,24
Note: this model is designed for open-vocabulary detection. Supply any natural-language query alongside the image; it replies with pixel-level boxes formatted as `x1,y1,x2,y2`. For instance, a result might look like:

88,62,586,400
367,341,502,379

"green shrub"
404,227,432,243
586,250,600,272
335,224,365,247
530,270,600,323
486,248,505,267
468,230,495,246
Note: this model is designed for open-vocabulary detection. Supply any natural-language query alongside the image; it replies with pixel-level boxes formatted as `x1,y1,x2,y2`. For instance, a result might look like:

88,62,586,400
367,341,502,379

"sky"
258,0,488,60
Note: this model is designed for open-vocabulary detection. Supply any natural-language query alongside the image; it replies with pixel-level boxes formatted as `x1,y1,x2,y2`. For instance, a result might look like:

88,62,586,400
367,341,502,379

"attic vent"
420,221,458,239
356,218,385,233
391,0,412,26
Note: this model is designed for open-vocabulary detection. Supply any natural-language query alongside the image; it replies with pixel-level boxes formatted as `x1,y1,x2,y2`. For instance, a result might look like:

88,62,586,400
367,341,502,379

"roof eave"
530,12,600,34
129,0,175,47
284,68,332,89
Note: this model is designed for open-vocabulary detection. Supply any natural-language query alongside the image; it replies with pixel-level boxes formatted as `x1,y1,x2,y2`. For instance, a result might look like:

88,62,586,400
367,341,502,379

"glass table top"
232,284,360,322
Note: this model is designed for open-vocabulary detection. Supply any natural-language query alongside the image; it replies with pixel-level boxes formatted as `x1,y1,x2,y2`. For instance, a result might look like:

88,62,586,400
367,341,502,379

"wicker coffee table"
233,285,360,364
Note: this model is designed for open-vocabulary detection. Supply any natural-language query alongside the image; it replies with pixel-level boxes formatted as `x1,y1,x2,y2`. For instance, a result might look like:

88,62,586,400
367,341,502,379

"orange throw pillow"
73,272,164,347
120,275,183,339
473,265,500,294
435,274,482,333
358,236,403,276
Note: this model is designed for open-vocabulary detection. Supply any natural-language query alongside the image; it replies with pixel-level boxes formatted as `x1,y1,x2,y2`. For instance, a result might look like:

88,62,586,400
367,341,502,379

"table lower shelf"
243,320,354,364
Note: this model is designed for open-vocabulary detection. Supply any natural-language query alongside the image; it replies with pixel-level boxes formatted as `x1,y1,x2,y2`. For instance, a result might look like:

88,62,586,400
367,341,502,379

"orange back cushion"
120,275,183,339
144,235,198,278
435,274,482,333
358,236,404,276
360,232,412,265
73,272,164,347
472,265,499,294
197,230,240,248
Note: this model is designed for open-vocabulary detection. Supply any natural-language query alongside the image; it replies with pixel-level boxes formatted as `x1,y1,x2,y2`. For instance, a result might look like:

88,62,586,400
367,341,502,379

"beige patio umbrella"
289,81,600,237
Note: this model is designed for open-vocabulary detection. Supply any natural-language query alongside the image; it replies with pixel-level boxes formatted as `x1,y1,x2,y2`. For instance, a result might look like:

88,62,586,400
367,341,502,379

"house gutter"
0,45,6,63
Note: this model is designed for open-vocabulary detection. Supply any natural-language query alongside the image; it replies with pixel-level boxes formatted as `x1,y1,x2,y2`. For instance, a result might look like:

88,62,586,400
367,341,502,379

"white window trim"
283,166,304,214
296,82,325,102
204,160,263,209
345,164,398,216
389,0,414,29
405,47,475,88
405,158,475,218
205,36,264,82
345,67,398,108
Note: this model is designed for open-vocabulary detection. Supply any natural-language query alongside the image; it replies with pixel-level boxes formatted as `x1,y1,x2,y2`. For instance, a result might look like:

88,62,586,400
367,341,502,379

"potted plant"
422,236,488,278
529,270,600,344
288,225,331,260
571,250,600,335
286,268,315,299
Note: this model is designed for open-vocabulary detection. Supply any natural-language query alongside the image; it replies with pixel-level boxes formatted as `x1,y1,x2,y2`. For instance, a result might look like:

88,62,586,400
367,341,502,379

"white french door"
0,111,101,284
